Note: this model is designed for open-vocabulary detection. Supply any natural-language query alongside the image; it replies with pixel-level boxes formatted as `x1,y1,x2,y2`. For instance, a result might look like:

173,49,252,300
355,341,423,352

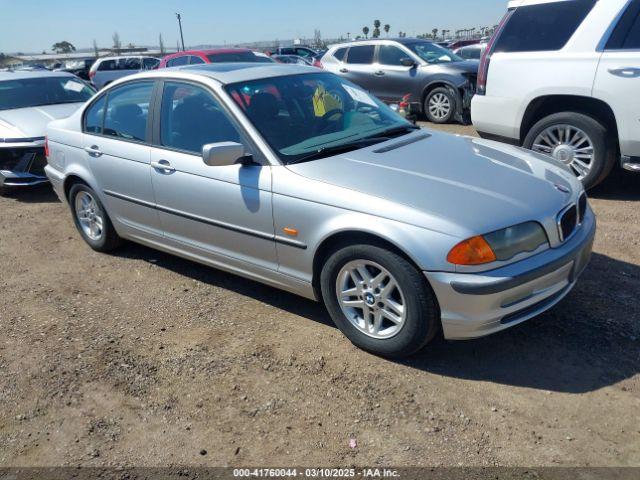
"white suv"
472,0,640,189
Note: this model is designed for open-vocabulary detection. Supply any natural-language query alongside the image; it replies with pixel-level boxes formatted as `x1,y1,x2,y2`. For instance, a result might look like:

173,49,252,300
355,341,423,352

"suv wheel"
424,87,456,124
523,112,616,189
320,244,440,358
69,183,122,252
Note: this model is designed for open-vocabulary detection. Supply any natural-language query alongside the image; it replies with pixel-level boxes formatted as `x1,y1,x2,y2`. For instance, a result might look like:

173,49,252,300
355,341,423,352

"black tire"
320,244,440,358
0,186,8,197
68,183,122,252
424,86,457,124
523,112,616,190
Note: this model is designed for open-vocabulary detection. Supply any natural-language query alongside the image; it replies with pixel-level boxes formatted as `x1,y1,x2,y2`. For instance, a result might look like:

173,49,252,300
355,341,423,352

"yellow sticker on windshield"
312,85,341,117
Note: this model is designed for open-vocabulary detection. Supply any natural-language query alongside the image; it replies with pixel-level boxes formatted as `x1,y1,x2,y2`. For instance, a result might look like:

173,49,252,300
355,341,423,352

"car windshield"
207,52,271,63
0,76,95,111
225,73,415,164
405,41,463,64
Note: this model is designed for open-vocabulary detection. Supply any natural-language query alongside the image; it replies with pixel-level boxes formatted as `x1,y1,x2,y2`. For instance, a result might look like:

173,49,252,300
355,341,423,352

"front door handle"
151,160,176,173
374,70,385,76
608,67,640,78
84,145,103,157
339,68,349,73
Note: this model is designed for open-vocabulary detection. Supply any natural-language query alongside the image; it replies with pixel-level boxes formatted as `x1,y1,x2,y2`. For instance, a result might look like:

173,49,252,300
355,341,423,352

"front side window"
143,58,160,70
84,95,107,134
102,82,153,142
379,45,411,66
494,0,595,53
189,55,205,64
405,41,462,64
0,76,95,111
225,73,414,164
159,82,242,155
333,47,347,61
347,45,375,64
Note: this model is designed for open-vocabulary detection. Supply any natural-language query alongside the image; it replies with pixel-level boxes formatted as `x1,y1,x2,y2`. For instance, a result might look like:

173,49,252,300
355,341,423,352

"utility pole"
175,13,185,51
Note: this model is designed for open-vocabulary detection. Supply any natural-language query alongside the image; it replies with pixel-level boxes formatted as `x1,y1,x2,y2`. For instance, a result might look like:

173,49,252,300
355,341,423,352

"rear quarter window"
494,0,596,53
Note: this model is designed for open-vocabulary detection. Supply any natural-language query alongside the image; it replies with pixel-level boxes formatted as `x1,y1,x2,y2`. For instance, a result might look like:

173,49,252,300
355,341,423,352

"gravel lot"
0,122,638,468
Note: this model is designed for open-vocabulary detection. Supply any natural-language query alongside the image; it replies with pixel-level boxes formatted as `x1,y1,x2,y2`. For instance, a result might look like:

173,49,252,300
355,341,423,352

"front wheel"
424,87,457,124
523,112,616,189
320,244,440,358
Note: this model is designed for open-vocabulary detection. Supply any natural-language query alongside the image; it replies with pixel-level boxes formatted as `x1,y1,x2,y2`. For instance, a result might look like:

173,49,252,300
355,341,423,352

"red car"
158,48,274,68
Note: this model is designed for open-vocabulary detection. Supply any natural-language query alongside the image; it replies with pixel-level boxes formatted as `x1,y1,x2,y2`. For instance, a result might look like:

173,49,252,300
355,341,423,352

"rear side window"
606,0,640,50
189,55,205,64
347,45,375,64
167,56,189,67
102,82,154,142
333,47,347,61
143,58,160,70
84,95,107,134
494,0,596,53
97,60,117,71
122,58,141,70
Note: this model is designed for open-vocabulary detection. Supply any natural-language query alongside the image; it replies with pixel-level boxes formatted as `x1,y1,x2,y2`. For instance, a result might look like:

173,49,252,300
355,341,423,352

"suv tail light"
89,68,96,80
477,9,513,96
44,136,50,158
313,58,323,69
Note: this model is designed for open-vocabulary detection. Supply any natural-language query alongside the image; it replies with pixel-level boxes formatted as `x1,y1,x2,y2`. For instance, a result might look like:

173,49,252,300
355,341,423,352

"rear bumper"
44,165,66,202
471,94,521,141
425,209,596,340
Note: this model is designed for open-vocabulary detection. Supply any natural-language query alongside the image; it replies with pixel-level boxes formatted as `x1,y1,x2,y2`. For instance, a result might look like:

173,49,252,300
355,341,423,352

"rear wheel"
320,244,440,358
69,183,122,252
424,87,456,124
523,112,616,189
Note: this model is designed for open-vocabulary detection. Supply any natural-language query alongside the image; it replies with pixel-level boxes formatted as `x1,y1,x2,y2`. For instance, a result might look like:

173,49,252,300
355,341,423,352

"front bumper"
425,209,596,340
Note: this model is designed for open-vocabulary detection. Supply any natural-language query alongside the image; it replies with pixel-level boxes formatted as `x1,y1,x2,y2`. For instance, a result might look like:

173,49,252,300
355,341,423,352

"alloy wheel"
75,191,104,241
335,260,407,339
428,93,451,121
531,124,594,180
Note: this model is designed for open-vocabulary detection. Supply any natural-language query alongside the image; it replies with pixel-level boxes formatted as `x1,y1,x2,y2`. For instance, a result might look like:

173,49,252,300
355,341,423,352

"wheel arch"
520,95,619,150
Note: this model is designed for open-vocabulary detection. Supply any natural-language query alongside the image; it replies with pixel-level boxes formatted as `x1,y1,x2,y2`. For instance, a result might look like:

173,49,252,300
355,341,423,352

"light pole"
176,13,185,51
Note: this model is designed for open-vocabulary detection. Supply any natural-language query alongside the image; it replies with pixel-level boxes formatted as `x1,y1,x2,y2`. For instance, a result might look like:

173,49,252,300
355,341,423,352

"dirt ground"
0,122,638,468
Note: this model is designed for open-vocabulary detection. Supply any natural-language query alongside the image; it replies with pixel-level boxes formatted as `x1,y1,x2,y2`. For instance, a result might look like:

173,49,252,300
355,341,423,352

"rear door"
340,45,377,93
82,80,161,236
148,80,277,269
594,0,640,157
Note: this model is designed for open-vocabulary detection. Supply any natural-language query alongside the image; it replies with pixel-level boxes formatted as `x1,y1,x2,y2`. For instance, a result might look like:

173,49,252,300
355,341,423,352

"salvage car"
159,49,274,68
0,70,95,194
45,64,595,357
321,38,479,123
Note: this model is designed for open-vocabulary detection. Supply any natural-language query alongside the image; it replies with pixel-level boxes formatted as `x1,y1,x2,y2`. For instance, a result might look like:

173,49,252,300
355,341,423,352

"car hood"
423,60,479,74
0,103,83,140
286,129,581,237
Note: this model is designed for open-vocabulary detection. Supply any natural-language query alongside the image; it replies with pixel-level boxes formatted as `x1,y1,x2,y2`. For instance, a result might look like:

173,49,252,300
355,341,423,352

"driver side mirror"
202,142,248,167
400,57,417,68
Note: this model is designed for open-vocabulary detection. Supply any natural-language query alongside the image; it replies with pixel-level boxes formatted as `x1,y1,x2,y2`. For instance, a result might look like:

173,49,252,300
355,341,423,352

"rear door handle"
608,67,640,78
151,160,176,173
84,145,103,157
339,68,349,73
374,70,385,76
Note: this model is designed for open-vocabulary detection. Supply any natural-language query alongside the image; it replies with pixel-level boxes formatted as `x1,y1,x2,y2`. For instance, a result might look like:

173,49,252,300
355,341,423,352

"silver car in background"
45,64,595,357
0,70,95,194
89,56,160,89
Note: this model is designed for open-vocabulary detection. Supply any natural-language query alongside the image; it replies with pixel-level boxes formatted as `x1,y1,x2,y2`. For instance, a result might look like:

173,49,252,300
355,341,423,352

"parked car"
45,64,594,357
272,54,314,66
271,46,325,61
454,43,487,60
56,58,95,80
0,70,95,194
159,49,273,68
446,39,481,50
472,0,640,189
321,38,479,124
89,56,160,89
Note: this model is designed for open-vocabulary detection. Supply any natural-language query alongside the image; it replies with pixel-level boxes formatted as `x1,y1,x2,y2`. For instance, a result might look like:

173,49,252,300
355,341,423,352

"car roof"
0,70,78,81
97,55,156,61
330,37,432,49
128,63,320,85
508,0,566,7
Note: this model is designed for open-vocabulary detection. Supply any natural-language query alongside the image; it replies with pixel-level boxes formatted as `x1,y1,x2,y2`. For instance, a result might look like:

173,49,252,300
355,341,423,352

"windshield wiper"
287,138,388,165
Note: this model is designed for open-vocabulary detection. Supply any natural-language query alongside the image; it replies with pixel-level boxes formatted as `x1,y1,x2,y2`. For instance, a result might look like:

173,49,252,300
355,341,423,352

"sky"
0,0,507,54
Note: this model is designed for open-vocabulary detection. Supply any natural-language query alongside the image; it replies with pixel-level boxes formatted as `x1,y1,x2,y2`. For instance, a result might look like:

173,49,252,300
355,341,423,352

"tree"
384,24,390,36
373,19,381,38
112,32,122,52
362,26,369,39
51,41,76,54
159,33,165,55
432,28,438,40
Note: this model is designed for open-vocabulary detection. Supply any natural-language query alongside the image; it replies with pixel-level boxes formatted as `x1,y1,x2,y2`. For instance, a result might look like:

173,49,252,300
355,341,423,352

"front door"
82,80,162,237
594,0,640,158
370,44,417,102
149,81,277,270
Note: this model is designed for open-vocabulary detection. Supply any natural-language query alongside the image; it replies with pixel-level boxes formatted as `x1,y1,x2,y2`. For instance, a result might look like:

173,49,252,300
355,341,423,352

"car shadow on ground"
115,242,639,394
589,168,640,201
0,185,60,203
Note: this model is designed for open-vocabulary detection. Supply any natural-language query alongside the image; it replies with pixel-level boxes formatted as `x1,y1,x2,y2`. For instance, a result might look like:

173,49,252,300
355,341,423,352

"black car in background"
55,58,95,80
321,38,478,124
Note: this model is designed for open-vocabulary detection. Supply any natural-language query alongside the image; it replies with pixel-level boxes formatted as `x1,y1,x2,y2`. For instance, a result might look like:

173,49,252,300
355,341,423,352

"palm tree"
432,28,438,40
363,26,370,39
373,19,381,38
384,24,391,37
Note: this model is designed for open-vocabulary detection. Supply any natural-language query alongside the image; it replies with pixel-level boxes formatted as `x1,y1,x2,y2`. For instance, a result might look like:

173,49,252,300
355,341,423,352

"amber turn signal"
447,235,497,266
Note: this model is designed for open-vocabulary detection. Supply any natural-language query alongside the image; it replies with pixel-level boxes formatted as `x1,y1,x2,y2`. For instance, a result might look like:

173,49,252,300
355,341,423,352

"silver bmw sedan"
45,64,595,357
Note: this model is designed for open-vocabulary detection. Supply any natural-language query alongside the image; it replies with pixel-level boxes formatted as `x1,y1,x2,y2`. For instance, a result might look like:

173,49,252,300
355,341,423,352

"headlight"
447,222,548,266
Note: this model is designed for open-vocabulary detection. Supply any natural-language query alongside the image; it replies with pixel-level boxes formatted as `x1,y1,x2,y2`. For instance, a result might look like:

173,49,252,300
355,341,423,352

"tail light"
313,58,323,69
44,136,50,158
476,9,513,96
